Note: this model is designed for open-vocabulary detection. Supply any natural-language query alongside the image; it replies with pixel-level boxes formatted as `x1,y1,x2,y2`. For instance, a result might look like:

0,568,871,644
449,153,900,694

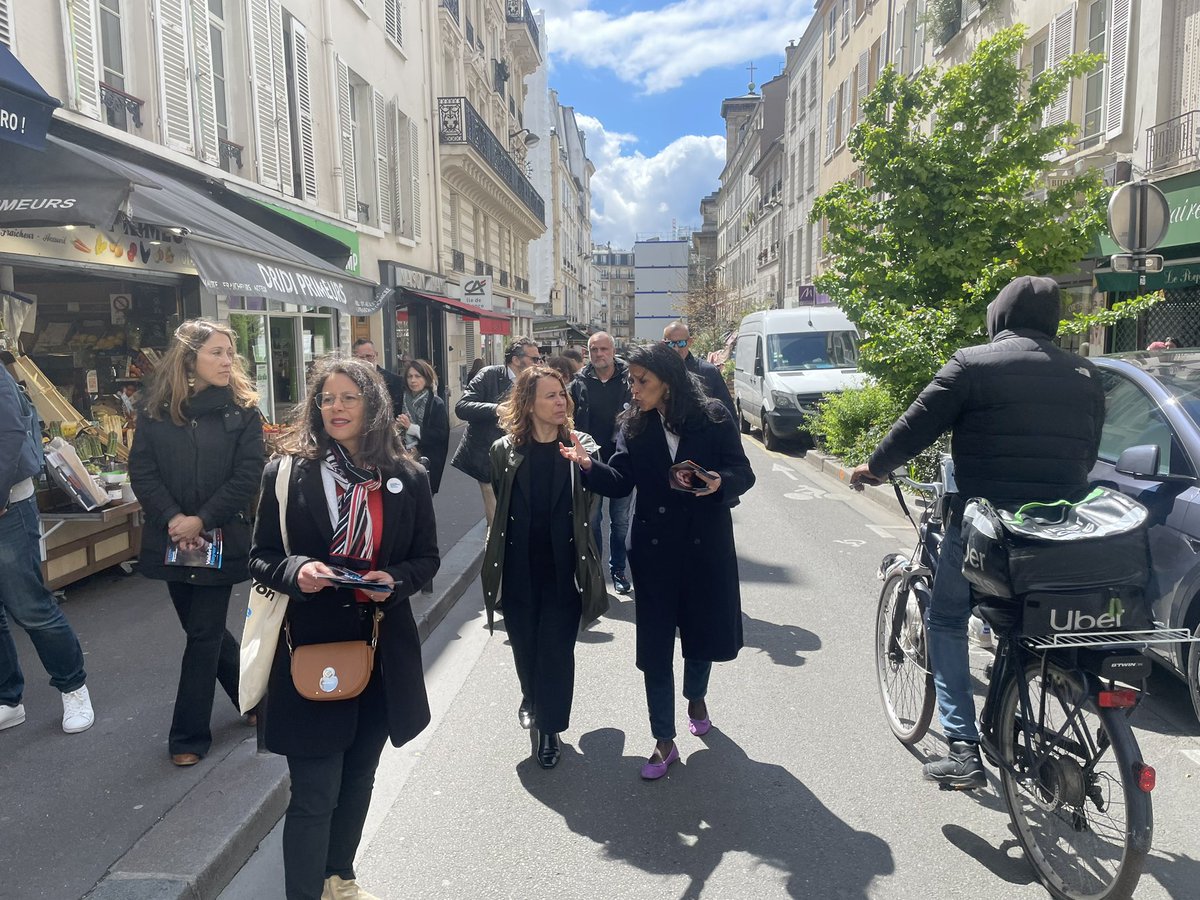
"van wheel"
762,423,780,452
738,403,751,434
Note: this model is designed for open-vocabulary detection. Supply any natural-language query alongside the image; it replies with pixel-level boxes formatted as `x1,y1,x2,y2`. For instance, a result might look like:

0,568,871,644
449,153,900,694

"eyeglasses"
524,354,544,363
314,392,364,408
663,339,689,349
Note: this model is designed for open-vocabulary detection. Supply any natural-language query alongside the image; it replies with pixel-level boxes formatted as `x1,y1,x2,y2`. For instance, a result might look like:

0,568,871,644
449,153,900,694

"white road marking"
772,463,799,481
866,524,914,540
835,539,867,547
784,484,828,501
1182,748,1200,768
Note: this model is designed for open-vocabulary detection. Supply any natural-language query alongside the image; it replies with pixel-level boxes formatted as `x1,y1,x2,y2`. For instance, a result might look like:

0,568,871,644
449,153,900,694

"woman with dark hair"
129,319,264,766
398,358,449,494
544,355,576,384
560,343,754,780
481,366,606,769
250,356,438,900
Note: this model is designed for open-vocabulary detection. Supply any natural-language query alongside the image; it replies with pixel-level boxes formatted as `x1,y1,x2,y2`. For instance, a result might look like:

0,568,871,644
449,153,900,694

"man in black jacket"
663,321,735,418
850,276,1105,790
352,339,405,416
451,337,541,526
573,332,633,593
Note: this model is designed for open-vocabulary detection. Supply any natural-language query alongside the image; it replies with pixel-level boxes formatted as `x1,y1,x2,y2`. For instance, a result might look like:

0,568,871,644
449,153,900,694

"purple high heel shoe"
641,743,680,780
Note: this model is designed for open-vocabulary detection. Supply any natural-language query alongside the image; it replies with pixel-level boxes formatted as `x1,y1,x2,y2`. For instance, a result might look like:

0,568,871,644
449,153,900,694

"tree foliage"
812,25,1110,406
677,280,768,358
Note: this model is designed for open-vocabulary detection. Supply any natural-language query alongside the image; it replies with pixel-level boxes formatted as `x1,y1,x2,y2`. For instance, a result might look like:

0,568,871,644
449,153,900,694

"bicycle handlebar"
892,473,942,495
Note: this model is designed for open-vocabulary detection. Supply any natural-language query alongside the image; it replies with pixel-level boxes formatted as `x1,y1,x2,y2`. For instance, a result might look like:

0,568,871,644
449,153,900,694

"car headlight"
770,390,795,409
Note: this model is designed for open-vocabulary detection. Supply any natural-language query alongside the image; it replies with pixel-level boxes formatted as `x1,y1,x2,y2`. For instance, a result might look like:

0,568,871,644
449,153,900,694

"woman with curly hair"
250,356,438,899
560,342,755,780
481,365,607,769
129,319,264,766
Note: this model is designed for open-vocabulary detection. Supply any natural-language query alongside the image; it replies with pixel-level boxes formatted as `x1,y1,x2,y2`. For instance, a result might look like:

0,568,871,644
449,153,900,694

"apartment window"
790,89,798,128
285,15,318,200
209,1,230,144
99,0,127,129
828,8,837,60
809,59,819,106
855,0,867,21
798,75,807,119
1082,0,1106,139
1031,36,1048,80
841,0,850,42
838,80,849,148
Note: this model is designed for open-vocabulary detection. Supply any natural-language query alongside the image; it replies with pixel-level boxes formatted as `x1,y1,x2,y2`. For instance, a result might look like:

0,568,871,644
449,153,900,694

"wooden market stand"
39,500,143,590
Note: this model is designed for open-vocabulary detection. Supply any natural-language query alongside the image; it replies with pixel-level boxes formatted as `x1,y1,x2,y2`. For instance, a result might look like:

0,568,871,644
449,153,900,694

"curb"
794,448,922,520
85,519,488,900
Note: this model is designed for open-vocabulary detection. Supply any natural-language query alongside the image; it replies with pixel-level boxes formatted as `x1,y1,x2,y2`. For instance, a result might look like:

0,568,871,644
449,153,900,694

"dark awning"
0,45,60,150
0,136,141,227
403,289,511,323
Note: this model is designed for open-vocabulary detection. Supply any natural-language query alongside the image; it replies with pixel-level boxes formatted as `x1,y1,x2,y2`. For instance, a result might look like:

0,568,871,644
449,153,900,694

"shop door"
230,313,272,421
270,317,300,423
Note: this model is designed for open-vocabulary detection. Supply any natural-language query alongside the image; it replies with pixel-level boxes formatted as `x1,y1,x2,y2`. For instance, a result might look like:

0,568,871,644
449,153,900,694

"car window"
1097,369,1194,477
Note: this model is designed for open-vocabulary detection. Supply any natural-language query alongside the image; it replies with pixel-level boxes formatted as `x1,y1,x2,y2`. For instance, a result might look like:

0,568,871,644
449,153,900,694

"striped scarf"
326,441,381,570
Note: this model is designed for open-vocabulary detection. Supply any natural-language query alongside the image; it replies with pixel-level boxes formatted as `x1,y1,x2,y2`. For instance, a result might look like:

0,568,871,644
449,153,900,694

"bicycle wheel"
875,570,935,744
996,662,1153,900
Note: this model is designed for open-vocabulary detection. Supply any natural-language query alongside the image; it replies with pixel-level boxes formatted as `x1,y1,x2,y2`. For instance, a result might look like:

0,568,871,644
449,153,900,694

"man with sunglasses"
451,337,542,527
663,321,735,419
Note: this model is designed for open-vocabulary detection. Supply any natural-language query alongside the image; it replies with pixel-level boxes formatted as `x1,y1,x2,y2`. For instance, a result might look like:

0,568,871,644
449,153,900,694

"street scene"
3,1,1200,899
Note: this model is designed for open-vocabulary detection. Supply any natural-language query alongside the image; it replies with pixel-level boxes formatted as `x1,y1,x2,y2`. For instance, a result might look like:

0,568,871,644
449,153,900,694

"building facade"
781,27,824,304
633,237,688,342
593,244,635,346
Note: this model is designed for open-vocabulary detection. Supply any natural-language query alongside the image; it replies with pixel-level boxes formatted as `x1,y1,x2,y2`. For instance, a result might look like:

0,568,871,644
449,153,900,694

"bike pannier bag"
1022,586,1152,636
960,488,1150,599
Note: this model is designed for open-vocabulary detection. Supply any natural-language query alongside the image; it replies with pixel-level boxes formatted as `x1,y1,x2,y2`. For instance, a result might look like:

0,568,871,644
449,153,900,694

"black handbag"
961,487,1151,600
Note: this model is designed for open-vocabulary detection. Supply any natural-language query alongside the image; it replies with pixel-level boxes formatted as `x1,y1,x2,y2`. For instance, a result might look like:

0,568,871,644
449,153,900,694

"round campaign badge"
387,477,403,494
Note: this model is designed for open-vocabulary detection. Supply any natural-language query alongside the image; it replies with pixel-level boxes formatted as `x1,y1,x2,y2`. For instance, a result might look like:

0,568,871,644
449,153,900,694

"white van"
733,306,865,450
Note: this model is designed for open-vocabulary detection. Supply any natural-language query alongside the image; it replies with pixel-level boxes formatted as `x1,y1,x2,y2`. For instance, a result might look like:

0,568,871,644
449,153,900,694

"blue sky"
536,1,815,248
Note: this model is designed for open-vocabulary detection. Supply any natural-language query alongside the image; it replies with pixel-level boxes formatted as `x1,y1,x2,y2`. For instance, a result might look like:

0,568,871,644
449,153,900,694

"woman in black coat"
129,319,264,767
561,343,755,780
250,356,438,900
397,358,449,494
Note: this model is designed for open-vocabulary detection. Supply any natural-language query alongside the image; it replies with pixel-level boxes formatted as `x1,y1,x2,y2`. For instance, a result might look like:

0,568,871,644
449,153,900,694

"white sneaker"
61,685,94,733
968,615,994,650
0,703,26,731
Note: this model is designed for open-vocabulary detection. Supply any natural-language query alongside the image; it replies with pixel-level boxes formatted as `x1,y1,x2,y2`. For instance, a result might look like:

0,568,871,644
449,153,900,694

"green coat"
481,430,607,631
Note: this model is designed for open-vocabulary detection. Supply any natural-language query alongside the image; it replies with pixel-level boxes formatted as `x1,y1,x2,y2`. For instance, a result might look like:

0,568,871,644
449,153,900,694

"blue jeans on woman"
644,658,712,741
591,494,631,577
927,520,978,743
0,497,87,706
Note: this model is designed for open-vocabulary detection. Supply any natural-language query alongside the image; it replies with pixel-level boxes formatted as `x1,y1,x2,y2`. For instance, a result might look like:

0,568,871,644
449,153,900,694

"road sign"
1111,254,1164,274
1107,180,1170,252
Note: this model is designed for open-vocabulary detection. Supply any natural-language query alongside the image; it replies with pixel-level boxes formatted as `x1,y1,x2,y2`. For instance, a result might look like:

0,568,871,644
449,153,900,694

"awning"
403,290,511,334
0,45,60,150
0,136,140,227
1095,249,1200,292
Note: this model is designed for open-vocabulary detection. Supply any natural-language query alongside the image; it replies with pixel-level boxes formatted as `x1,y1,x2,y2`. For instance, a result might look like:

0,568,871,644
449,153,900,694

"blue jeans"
0,497,87,705
591,494,631,577
928,519,978,742
644,659,712,741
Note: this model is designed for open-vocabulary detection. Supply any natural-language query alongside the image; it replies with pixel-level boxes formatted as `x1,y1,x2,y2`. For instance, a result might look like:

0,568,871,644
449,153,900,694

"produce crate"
7,354,89,433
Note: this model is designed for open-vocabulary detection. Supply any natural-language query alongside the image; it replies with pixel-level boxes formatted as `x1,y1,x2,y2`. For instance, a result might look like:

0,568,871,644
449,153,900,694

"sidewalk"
0,429,486,900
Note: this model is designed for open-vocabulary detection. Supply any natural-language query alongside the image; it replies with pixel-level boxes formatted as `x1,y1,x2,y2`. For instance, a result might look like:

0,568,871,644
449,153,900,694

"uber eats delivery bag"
960,488,1151,600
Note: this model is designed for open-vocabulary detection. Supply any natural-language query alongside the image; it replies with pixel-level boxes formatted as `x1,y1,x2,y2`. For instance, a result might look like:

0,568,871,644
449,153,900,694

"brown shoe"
171,753,201,767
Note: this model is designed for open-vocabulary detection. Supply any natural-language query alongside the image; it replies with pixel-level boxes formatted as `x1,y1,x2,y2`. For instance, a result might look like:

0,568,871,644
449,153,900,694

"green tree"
811,25,1153,408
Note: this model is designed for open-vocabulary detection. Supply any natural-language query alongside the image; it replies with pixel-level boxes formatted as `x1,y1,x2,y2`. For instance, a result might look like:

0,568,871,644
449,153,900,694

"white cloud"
542,0,812,94
577,113,725,248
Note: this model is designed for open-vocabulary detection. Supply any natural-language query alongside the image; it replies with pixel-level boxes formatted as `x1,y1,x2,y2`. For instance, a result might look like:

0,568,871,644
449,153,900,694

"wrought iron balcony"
505,0,540,52
440,0,459,25
99,82,144,129
500,270,510,287
1146,110,1199,174
437,96,546,223
219,138,244,170
474,257,484,275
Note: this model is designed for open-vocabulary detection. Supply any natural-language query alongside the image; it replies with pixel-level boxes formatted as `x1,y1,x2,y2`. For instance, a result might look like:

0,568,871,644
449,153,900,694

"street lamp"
509,127,540,148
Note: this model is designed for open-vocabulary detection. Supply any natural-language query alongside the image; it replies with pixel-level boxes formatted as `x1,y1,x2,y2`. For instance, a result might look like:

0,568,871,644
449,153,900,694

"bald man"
662,321,735,418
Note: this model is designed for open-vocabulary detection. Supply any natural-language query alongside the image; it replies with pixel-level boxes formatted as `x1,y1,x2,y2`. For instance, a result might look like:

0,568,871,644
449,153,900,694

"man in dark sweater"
850,275,1105,790
573,332,633,593
663,321,735,419
352,339,405,417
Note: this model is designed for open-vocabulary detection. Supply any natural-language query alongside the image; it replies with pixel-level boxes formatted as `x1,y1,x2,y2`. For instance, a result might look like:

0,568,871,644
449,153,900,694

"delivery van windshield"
767,331,859,372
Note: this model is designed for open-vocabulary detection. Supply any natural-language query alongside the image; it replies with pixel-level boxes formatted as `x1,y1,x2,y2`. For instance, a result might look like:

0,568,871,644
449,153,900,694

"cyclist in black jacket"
850,275,1105,789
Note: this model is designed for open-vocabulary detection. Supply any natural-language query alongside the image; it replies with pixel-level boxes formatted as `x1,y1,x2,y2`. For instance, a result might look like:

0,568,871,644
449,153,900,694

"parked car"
732,306,864,450
1090,350,1200,722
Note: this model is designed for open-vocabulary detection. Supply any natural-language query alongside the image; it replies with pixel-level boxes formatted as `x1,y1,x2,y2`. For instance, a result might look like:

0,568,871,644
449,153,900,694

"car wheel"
737,403,751,435
762,422,780,452
1188,620,1200,726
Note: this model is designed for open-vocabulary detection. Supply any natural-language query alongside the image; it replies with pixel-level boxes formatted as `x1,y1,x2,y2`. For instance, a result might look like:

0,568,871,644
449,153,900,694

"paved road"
225,436,1200,899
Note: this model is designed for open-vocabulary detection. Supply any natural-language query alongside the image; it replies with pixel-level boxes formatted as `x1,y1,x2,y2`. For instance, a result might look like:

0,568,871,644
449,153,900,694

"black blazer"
410,393,449,494
249,455,439,757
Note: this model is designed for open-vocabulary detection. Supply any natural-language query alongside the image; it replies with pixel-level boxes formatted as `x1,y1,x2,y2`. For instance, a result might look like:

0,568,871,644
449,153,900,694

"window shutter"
409,117,422,239
337,56,358,219
825,96,836,157
857,50,869,115
912,0,925,71
65,0,103,119
385,0,402,46
1105,0,1131,139
190,0,219,163
893,5,906,71
373,90,391,229
389,105,404,234
0,1,13,48
839,81,850,143
289,20,318,200
248,0,282,189
268,6,293,195
1044,5,1075,128
154,0,195,153
963,0,980,20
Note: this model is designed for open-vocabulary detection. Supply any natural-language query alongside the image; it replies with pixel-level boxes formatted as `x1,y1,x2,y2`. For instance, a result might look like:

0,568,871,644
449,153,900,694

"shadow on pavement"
941,823,1034,887
735,554,805,586
742,613,821,668
517,726,894,899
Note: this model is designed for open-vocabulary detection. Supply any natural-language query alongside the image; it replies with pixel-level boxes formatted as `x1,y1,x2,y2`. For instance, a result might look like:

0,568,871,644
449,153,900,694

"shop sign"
0,46,59,151
461,275,492,308
0,224,195,275
1162,263,1200,288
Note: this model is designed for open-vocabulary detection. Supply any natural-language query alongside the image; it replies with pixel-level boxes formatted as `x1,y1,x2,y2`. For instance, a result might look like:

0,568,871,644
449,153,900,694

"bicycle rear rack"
1022,627,1199,651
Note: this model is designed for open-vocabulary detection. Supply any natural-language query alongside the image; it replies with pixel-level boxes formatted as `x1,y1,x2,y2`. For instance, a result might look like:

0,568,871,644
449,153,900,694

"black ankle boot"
922,740,986,790
537,731,561,769
517,700,534,730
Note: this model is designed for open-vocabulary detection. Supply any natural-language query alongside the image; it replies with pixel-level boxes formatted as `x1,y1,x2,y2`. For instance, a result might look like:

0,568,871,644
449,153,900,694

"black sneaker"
612,571,632,594
922,740,986,790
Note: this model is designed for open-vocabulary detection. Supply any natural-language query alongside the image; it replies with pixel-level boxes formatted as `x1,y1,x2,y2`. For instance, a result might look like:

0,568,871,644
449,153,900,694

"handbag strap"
285,607,384,656
1011,487,1104,524
276,455,293,555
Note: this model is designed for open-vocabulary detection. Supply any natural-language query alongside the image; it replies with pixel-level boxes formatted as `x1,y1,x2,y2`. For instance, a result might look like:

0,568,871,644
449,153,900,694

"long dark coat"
249,455,438,758
129,386,264,585
409,392,449,494
584,403,755,669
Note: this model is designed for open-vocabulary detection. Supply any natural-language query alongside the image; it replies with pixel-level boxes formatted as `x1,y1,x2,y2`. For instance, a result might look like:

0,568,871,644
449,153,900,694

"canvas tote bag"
238,455,294,714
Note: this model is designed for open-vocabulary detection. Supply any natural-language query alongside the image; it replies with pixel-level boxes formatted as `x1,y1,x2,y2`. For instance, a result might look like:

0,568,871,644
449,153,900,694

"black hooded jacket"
869,276,1105,506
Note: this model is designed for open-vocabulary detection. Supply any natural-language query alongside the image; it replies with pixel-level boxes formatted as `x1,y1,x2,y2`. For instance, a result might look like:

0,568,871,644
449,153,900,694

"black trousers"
166,581,240,756
283,670,389,900
503,582,582,734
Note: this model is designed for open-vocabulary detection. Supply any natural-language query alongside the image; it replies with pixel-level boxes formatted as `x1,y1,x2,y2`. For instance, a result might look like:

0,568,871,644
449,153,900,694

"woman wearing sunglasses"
481,365,607,769
250,357,438,900
560,343,755,779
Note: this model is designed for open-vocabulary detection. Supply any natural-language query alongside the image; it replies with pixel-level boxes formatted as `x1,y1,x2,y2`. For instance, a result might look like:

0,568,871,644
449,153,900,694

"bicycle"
870,461,1196,900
